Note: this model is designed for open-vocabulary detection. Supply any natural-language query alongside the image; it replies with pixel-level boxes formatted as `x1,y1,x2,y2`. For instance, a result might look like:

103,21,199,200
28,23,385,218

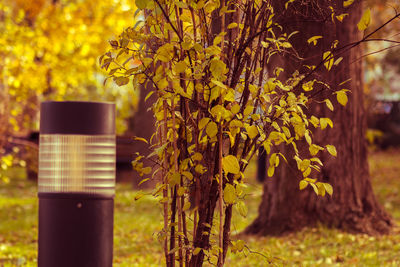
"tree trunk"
124,85,157,188
246,0,392,236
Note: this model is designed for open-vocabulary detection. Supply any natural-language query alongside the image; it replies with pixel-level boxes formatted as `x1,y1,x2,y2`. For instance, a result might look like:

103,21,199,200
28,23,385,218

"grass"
1,149,400,266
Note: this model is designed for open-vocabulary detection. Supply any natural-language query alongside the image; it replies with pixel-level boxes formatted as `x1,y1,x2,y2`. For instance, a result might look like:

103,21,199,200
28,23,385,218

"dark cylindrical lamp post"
38,101,115,267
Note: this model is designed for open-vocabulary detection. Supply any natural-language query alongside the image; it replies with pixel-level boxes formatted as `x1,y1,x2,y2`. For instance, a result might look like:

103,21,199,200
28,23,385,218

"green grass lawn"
1,149,400,266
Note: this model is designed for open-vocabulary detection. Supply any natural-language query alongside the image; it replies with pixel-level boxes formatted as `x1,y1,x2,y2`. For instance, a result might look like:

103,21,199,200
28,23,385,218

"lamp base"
38,195,113,267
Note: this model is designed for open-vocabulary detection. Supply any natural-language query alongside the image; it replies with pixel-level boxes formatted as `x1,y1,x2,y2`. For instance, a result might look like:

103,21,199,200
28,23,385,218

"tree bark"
124,83,157,187
246,0,392,236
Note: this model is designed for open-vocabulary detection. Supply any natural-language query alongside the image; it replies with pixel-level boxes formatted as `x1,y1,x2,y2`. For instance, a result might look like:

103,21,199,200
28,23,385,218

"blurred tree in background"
0,0,138,182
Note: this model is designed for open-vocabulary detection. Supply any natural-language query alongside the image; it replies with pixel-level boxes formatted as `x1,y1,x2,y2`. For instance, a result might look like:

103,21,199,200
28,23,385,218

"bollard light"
38,101,115,267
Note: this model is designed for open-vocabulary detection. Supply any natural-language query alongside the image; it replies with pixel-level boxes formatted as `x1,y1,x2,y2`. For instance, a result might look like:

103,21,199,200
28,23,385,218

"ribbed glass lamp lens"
38,134,115,196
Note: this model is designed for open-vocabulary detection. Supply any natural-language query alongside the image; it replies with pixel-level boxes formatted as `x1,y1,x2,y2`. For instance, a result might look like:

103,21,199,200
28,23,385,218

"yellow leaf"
135,0,147,9
227,23,238,29
206,121,218,138
357,8,371,31
222,155,240,174
114,76,130,86
170,172,181,186
334,57,343,66
193,247,202,255
323,183,333,196
325,99,334,111
343,0,354,7
300,159,310,172
142,167,152,175
336,13,348,22
182,171,193,180
223,184,236,204
183,201,191,211
323,51,334,71
309,144,322,156
246,125,259,139
320,118,333,130
133,136,148,144
213,36,222,46
326,144,337,157
230,103,240,114
177,187,185,196
336,91,348,106
285,0,295,9
174,61,187,73
195,164,206,174
243,105,253,117
267,166,275,177
310,183,319,195
307,36,323,46
299,180,308,190
302,80,314,91
237,201,248,217
199,118,210,130
192,152,203,161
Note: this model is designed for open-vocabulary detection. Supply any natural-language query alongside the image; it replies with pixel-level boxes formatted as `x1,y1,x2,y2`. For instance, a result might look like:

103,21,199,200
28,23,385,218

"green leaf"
206,121,218,138
222,155,240,174
299,180,308,190
223,184,236,205
357,8,371,31
336,90,348,106
326,145,337,157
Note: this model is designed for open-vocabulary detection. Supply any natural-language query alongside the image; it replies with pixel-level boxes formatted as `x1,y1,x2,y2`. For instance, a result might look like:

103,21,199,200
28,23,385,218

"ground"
0,149,399,266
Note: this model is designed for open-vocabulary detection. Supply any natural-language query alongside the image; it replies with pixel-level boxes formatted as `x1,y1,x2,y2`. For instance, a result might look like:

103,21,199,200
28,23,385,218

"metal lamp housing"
38,101,115,267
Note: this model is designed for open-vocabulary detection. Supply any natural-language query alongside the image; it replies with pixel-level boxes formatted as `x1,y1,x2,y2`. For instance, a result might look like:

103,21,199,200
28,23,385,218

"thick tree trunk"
246,0,392,236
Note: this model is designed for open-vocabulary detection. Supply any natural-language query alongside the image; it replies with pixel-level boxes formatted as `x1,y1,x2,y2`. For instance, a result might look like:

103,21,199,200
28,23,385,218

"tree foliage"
100,0,364,265
0,0,136,182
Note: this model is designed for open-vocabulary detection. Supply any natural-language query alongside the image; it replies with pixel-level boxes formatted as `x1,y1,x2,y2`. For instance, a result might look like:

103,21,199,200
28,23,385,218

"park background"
1,0,400,266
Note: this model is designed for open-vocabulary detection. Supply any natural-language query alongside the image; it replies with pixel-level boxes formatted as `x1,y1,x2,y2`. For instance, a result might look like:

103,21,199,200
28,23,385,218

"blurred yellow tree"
0,0,137,182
